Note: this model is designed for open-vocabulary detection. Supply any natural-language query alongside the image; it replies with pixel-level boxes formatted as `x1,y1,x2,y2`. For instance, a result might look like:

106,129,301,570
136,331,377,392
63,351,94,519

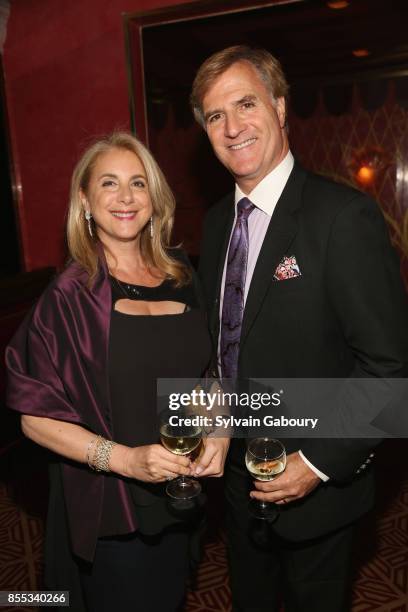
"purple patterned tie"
220,197,255,379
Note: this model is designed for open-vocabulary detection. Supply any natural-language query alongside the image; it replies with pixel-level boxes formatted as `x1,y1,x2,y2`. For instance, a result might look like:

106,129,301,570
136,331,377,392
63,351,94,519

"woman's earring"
85,210,93,238
149,216,154,239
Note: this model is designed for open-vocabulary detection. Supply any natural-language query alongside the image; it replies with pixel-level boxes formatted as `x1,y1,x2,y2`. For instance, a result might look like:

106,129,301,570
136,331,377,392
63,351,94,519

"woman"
6,132,224,611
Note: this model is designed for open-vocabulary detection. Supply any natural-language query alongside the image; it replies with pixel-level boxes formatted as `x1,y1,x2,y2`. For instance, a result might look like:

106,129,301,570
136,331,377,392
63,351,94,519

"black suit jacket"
199,162,408,541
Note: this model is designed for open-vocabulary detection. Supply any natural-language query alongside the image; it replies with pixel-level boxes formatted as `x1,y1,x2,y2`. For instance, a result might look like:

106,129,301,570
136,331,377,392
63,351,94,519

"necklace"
110,274,168,301
110,274,191,311
111,275,141,299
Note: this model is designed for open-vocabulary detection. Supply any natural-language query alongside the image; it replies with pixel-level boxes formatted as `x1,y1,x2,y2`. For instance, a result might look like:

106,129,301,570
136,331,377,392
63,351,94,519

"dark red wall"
3,0,191,271
4,1,408,283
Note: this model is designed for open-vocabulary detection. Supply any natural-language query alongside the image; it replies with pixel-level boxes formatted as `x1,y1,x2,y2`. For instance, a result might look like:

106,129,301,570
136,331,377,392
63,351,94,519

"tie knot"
237,197,255,219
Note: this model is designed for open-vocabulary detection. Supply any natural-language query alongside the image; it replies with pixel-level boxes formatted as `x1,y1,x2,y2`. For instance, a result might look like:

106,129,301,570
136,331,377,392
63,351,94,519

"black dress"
79,274,212,612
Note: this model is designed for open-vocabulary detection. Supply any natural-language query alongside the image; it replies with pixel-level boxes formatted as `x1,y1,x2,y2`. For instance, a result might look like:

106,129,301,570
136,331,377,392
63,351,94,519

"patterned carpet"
0,440,407,612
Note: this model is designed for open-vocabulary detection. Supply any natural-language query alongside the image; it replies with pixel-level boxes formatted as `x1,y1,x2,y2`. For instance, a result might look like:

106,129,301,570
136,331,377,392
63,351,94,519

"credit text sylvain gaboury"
167,389,319,430
167,414,319,429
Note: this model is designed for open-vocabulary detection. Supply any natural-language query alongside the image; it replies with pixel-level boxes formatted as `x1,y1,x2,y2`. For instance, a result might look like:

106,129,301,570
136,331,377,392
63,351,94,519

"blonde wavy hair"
66,131,190,286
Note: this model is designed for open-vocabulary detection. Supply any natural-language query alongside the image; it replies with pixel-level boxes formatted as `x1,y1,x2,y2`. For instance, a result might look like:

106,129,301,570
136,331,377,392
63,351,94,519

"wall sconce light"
356,165,375,186
348,146,390,188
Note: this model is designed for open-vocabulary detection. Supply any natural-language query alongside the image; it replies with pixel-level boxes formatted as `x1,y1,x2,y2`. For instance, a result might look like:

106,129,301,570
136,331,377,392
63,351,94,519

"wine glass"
245,438,286,521
160,408,202,500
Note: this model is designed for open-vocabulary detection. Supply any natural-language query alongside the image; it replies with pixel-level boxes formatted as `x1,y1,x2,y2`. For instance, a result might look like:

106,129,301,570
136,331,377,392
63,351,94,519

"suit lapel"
240,164,306,347
209,195,235,340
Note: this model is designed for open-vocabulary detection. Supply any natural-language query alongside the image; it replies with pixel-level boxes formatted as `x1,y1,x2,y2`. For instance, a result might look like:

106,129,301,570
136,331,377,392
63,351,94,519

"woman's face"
82,147,153,248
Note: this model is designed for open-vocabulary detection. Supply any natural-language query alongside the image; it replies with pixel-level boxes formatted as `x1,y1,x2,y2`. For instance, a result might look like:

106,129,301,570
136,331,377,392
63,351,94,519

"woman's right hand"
18,417,192,484
123,444,192,483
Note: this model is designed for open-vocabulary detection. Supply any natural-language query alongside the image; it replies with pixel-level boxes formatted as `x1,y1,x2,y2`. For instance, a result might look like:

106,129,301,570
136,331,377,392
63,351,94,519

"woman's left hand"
192,437,230,477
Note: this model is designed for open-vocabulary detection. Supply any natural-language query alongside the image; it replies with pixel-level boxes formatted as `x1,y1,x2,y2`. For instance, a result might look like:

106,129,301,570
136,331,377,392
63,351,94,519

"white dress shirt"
218,151,329,482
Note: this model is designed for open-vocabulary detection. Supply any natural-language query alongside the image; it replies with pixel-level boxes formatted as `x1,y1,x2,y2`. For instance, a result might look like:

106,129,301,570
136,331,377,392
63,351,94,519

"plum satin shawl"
5,259,137,561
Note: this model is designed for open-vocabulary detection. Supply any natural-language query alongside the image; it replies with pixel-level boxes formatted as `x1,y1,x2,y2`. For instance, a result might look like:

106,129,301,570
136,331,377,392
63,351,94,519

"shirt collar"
234,150,294,216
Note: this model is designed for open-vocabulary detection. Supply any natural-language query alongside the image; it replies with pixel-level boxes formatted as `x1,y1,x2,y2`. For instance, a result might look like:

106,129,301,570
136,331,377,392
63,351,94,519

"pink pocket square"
273,255,302,281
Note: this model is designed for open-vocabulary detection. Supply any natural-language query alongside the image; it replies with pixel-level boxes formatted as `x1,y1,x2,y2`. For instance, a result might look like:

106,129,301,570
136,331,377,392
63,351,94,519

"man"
192,46,408,611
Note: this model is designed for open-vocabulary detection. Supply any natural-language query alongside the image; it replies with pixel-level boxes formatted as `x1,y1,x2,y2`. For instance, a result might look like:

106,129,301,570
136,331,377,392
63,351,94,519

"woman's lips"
111,211,136,220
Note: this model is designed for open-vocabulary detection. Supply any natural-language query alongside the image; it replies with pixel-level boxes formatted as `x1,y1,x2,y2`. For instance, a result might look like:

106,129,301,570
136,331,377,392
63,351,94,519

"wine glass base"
166,477,202,500
248,499,279,522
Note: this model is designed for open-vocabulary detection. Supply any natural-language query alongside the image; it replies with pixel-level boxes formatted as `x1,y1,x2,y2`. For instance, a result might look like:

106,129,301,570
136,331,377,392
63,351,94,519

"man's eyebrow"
234,94,257,106
204,95,257,122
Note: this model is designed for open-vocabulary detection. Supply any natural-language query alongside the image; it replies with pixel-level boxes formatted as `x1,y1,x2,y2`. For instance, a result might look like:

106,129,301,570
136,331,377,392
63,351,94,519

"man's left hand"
251,452,320,504
193,437,230,477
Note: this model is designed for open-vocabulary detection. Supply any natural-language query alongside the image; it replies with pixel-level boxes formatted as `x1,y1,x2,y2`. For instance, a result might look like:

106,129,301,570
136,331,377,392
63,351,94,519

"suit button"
369,453,375,458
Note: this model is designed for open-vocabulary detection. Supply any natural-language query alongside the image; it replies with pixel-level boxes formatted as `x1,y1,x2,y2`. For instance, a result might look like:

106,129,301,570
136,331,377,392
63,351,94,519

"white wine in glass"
160,427,201,456
159,411,202,500
245,438,286,520
245,457,286,481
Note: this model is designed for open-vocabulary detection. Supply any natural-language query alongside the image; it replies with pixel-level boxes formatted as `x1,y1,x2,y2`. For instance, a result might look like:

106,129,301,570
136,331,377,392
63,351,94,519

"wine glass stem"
179,453,192,487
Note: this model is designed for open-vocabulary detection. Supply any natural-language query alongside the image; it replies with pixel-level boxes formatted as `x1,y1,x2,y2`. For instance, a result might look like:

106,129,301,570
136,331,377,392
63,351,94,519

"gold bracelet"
93,437,117,472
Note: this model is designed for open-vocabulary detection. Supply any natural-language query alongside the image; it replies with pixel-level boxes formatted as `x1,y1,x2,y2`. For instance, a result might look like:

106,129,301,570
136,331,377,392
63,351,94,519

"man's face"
202,61,289,194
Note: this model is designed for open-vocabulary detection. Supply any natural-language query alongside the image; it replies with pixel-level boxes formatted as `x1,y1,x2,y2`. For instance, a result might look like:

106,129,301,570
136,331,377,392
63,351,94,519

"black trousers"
78,527,189,612
225,463,355,612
